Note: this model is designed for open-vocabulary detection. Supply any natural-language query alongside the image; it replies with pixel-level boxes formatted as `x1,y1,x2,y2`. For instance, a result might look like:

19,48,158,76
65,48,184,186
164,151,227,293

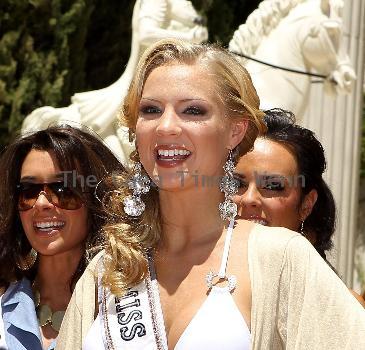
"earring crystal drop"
300,221,305,235
123,162,151,217
219,150,239,221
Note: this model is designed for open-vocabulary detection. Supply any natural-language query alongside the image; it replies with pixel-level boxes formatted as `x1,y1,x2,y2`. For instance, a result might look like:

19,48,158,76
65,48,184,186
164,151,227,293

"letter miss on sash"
115,289,147,341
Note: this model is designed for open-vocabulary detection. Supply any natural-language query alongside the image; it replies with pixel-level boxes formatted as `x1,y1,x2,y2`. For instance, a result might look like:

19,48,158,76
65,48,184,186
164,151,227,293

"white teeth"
157,149,191,157
35,221,64,229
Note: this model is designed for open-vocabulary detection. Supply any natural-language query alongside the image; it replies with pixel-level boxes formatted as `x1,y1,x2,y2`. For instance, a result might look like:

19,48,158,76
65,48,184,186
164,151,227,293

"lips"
33,220,65,234
155,145,191,168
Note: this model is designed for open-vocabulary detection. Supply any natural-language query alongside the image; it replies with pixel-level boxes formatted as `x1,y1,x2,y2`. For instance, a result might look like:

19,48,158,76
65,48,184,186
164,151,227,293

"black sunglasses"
17,182,84,211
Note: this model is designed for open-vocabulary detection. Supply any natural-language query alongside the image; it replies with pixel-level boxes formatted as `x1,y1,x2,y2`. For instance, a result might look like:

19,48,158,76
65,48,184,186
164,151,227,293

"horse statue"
229,0,356,118
22,0,208,165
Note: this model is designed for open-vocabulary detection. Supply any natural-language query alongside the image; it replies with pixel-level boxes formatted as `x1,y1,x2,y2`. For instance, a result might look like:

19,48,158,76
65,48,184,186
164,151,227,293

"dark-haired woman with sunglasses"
0,125,124,350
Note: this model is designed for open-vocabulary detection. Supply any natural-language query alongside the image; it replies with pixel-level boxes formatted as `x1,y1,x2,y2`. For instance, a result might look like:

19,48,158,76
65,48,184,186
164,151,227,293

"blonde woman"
57,39,365,350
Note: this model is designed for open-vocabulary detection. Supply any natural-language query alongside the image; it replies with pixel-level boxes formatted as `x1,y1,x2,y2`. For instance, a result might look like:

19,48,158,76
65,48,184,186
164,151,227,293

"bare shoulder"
234,219,300,247
234,220,309,262
232,219,257,242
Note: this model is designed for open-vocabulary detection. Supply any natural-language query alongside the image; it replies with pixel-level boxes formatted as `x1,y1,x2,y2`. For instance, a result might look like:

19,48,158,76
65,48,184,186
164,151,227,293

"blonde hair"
102,39,266,296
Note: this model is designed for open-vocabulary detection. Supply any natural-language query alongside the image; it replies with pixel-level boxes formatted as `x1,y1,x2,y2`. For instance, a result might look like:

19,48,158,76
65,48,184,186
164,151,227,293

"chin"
152,172,187,190
157,181,187,192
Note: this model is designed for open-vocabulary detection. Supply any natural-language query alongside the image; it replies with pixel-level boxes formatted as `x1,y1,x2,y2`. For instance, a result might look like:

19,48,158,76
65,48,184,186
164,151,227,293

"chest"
155,239,251,349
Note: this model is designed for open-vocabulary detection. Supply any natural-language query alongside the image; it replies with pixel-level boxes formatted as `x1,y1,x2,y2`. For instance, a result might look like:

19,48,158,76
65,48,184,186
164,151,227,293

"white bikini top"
83,220,250,349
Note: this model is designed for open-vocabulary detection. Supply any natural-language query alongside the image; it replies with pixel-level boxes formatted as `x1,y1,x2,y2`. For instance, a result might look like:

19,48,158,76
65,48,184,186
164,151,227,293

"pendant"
32,283,66,333
37,304,52,327
51,311,66,332
205,271,237,292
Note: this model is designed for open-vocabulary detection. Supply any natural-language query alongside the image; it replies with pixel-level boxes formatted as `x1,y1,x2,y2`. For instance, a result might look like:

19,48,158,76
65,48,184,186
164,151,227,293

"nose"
156,107,182,137
237,184,261,209
33,192,54,210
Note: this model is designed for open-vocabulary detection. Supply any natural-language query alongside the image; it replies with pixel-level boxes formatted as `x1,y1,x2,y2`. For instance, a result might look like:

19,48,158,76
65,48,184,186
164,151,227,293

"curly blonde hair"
102,39,266,296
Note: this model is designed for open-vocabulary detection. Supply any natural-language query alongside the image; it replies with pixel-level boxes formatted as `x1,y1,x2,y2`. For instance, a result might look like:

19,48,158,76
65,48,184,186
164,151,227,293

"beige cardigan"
56,226,365,349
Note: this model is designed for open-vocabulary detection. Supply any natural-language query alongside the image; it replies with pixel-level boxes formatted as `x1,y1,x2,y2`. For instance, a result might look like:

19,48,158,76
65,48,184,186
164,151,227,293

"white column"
302,0,365,286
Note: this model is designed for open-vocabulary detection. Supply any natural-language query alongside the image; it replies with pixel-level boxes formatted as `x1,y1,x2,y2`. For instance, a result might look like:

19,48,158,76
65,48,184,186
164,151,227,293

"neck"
34,247,83,309
158,186,226,253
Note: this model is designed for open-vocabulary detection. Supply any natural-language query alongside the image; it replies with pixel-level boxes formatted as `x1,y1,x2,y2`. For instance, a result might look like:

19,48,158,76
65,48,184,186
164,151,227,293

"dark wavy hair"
0,125,124,288
263,108,336,259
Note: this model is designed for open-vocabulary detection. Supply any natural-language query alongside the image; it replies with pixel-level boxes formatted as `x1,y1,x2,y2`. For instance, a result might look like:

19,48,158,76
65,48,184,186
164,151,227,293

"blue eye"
184,106,206,115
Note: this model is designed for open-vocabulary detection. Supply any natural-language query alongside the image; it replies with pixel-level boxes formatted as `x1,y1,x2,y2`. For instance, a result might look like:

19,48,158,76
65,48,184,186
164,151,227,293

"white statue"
22,0,208,165
229,0,356,118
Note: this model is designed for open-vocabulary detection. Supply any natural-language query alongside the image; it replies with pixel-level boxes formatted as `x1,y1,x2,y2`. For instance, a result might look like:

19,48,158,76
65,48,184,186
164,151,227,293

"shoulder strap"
218,218,235,279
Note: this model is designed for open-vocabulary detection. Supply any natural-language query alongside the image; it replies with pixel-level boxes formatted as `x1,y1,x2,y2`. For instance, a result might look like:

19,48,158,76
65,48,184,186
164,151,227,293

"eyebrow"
259,174,286,181
140,98,160,103
140,98,207,103
233,172,246,180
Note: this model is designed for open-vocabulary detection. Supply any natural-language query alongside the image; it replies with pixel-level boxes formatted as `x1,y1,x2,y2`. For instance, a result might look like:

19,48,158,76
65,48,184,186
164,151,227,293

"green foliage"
192,0,260,45
0,0,94,146
83,0,134,90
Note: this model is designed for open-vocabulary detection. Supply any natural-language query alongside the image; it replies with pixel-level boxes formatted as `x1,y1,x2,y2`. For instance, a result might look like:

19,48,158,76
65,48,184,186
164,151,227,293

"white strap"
218,218,235,279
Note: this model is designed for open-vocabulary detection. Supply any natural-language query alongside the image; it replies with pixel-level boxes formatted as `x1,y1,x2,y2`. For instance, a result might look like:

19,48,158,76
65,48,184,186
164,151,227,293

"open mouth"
34,221,65,232
157,148,191,161
155,146,192,167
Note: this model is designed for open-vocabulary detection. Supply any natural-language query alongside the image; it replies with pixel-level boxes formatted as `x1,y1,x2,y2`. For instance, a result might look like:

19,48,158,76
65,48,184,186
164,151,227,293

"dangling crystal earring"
123,162,151,217
16,248,37,270
300,221,305,235
219,150,239,221
205,150,238,294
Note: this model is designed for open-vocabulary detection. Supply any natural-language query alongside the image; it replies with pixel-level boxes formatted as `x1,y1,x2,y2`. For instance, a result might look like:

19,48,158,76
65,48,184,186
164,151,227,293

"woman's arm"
278,236,365,348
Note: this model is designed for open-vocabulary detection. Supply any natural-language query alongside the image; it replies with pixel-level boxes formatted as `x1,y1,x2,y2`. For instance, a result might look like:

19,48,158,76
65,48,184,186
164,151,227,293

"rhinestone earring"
123,162,151,217
16,248,37,270
300,221,305,235
219,150,239,221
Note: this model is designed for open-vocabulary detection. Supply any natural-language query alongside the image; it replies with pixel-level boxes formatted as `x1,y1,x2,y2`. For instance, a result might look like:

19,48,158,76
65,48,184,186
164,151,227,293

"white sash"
99,257,168,350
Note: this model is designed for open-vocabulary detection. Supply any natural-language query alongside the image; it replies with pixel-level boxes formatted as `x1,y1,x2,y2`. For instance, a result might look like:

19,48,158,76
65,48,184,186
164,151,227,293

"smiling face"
18,149,88,257
232,138,309,231
136,63,239,191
